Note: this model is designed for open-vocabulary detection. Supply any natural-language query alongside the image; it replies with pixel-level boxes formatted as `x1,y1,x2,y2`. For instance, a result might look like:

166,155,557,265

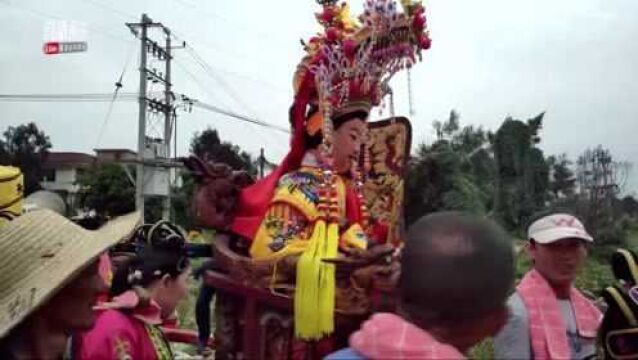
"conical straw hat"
0,209,139,338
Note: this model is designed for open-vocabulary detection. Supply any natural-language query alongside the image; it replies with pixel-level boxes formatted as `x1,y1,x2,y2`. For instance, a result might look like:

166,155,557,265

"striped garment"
517,269,602,359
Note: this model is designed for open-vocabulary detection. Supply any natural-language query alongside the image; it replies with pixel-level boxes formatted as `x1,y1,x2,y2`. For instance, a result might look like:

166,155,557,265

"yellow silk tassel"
294,218,325,339
318,221,339,335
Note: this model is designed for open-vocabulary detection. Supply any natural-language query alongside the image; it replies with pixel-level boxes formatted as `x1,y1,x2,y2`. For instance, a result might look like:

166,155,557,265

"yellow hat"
0,166,23,225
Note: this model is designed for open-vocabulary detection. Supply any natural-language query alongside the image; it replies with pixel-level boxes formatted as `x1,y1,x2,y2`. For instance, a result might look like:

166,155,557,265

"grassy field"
173,232,214,357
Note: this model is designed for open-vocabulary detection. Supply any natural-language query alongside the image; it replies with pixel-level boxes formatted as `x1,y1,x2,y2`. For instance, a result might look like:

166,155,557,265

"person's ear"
160,273,172,288
526,240,536,252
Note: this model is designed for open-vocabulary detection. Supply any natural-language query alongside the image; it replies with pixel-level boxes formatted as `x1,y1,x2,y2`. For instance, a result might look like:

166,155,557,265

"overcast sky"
1,0,637,192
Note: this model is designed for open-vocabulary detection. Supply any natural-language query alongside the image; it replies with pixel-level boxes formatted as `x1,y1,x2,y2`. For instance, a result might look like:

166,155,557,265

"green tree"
1,123,52,195
405,111,495,225
493,113,549,230
77,164,135,217
620,195,638,216
547,154,576,200
171,128,256,229
171,173,196,230
190,128,256,175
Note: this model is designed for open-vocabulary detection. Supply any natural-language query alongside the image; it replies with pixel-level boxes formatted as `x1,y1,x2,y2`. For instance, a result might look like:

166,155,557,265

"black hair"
400,212,515,324
288,104,368,150
110,221,190,297
72,214,108,230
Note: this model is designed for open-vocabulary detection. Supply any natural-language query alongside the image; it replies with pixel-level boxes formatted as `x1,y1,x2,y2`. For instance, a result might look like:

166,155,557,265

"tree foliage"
77,164,135,217
572,146,628,247
407,109,637,251
172,128,256,229
190,128,256,175
492,113,549,230
0,122,52,195
405,111,494,225
547,154,576,200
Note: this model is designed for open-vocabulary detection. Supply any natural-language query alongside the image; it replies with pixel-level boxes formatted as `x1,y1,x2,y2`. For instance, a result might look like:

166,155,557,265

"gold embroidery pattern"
114,337,132,360
145,324,173,360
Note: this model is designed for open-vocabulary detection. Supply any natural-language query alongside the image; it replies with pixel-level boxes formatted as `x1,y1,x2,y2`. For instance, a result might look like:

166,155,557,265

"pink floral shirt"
76,291,172,360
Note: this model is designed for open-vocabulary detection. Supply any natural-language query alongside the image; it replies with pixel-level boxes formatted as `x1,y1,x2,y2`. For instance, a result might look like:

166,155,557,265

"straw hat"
0,209,139,338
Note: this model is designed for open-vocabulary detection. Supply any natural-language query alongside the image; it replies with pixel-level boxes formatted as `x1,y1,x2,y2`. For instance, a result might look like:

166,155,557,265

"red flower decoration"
321,8,335,23
419,35,431,50
343,39,357,59
326,27,339,42
412,14,426,31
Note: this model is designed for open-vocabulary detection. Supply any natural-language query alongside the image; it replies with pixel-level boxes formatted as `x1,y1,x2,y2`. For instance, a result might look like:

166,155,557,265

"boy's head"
526,213,592,287
400,212,515,352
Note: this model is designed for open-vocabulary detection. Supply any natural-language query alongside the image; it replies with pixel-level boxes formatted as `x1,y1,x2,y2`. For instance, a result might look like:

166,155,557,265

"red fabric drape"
230,74,315,241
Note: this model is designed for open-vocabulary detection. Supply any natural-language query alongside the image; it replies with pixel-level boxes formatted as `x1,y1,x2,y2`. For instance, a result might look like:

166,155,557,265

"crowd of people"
1,194,636,359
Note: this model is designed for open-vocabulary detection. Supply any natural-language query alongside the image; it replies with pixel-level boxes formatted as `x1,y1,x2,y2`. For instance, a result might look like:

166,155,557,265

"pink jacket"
76,291,172,360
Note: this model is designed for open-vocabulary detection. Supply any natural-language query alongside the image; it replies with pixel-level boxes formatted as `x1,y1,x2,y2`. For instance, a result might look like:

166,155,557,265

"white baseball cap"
528,213,594,244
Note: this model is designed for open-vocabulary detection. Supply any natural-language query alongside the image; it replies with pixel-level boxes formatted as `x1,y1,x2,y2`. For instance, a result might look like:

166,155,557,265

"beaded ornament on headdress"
307,0,430,223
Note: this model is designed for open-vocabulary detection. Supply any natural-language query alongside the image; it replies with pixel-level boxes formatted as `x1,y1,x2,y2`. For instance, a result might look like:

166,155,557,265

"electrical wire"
95,41,138,148
168,0,288,43
191,100,289,134
0,93,289,132
181,44,289,151
84,0,138,21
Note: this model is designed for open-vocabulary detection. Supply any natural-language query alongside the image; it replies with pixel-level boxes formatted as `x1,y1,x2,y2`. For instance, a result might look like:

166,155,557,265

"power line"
84,0,137,21
184,46,258,116
172,57,234,111
191,100,289,134
169,27,286,74
0,93,289,133
168,0,288,43
0,98,135,103
173,56,290,153
0,94,137,102
0,93,139,99
73,0,289,99
180,44,289,151
105,8,285,142
95,41,138,148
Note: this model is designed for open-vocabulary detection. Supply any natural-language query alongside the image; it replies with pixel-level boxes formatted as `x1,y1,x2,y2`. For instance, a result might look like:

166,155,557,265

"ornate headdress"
292,0,431,161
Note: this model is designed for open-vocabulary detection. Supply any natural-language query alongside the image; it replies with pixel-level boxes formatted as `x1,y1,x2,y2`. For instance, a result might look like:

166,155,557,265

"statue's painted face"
332,117,367,174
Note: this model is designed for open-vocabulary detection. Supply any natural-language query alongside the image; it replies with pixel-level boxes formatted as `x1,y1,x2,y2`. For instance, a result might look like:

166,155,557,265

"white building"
41,152,96,207
40,148,182,214
41,149,139,213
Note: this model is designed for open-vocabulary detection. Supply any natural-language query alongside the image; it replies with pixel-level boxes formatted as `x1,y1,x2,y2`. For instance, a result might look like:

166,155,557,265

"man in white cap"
494,212,602,359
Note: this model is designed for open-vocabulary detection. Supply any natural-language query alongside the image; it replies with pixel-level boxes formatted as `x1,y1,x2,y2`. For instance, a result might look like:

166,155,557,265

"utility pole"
133,14,149,217
259,147,265,179
163,28,172,220
127,14,184,221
